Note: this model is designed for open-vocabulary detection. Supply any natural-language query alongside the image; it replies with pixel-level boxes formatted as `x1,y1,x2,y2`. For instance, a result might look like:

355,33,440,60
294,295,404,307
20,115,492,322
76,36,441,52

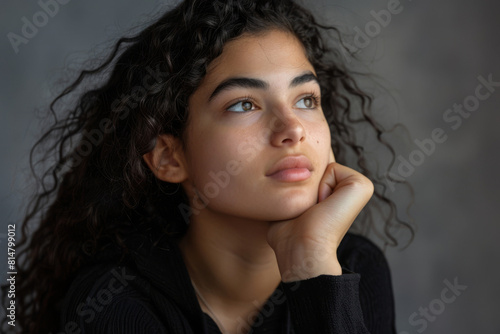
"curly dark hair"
2,0,413,332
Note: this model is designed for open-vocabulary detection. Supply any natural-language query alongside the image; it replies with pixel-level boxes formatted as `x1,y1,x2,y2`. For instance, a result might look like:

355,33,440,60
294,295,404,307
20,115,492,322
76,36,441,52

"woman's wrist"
274,242,342,282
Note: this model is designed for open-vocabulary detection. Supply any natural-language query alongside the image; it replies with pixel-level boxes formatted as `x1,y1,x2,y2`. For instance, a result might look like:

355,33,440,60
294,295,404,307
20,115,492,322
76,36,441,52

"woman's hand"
267,150,374,282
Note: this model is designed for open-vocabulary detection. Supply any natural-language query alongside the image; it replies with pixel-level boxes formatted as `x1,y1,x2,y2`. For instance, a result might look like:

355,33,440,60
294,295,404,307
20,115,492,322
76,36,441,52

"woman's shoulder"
58,261,166,333
58,236,185,333
58,234,203,333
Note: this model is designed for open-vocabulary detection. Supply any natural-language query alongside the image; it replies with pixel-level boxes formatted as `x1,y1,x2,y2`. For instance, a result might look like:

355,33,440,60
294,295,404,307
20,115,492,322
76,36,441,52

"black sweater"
58,233,396,333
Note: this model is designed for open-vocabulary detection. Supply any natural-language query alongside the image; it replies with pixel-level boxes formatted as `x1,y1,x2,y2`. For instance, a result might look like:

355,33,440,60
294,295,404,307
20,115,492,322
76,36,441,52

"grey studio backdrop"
1,0,499,333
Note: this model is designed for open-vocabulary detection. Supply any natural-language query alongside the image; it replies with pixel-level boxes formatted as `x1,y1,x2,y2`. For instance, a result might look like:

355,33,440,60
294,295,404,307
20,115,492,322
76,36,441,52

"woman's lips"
266,155,313,182
267,168,312,182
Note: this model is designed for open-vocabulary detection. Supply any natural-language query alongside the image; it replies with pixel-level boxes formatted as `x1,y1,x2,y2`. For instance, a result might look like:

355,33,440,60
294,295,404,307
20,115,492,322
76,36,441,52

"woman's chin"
263,198,317,222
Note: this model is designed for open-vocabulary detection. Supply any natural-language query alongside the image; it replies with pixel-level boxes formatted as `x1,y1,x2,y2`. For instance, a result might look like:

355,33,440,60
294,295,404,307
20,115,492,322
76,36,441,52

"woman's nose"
268,106,306,147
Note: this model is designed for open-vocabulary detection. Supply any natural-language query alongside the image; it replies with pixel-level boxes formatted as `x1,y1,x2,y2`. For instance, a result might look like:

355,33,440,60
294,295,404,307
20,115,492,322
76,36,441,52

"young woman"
3,0,412,333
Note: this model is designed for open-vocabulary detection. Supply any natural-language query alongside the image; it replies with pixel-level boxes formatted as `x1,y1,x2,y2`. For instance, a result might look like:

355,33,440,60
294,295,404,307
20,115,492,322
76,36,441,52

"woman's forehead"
197,30,315,97
213,30,309,70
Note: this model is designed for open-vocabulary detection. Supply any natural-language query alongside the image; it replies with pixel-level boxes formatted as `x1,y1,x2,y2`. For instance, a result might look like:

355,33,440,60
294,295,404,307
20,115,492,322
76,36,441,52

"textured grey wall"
1,0,499,333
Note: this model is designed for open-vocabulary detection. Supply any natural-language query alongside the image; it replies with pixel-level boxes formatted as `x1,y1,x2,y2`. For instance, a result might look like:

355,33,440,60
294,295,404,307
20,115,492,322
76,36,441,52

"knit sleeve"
281,272,369,333
348,235,396,333
280,234,396,334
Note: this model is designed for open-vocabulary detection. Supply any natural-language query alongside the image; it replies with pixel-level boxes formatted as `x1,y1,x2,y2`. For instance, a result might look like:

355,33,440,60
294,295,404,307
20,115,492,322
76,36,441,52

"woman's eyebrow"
289,72,319,88
208,71,319,101
209,78,268,101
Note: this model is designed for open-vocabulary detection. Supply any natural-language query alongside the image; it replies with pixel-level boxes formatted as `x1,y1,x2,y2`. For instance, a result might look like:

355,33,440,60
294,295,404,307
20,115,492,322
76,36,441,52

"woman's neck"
177,210,282,326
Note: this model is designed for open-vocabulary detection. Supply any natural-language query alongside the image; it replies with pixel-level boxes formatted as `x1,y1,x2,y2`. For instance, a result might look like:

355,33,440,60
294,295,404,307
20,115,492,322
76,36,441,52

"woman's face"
182,29,332,221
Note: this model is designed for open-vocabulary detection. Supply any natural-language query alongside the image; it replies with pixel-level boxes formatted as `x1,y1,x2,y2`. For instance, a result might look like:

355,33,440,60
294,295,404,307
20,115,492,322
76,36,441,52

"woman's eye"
295,97,316,109
227,101,254,112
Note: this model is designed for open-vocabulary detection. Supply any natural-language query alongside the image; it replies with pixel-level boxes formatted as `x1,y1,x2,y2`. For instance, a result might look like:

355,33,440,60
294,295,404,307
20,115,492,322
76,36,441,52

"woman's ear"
142,134,188,183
